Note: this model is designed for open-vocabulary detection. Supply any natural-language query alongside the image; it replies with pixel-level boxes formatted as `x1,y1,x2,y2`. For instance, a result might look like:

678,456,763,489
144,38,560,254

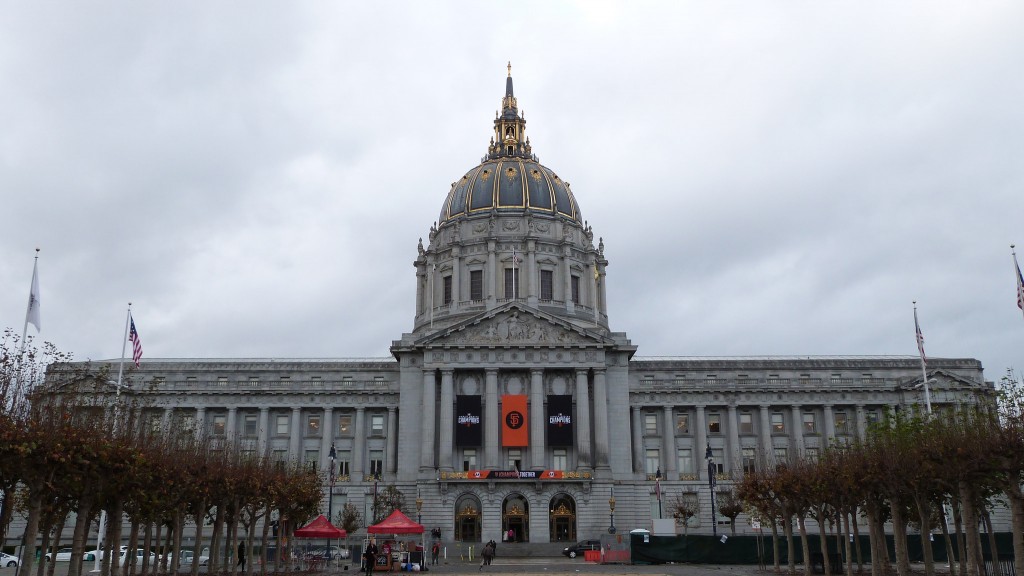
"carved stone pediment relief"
437,311,597,347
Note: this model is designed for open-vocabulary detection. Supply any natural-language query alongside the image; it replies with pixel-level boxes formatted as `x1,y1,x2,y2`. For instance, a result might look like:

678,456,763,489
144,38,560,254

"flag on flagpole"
914,306,926,364
1014,250,1024,312
128,314,143,367
26,257,41,332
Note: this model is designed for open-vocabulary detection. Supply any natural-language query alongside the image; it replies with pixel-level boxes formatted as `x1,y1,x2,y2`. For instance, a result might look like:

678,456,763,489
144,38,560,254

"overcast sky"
2,2,1022,382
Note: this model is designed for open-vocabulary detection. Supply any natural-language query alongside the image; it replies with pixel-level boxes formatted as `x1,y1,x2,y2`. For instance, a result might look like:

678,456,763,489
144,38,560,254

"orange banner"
501,395,528,446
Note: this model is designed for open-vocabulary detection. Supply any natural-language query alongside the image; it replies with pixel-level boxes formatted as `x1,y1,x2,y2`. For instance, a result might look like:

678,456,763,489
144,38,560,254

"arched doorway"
454,494,481,542
548,494,576,542
501,494,529,543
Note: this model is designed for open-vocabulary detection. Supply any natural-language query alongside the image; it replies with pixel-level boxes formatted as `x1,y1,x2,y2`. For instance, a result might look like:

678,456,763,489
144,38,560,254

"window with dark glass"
443,275,452,305
739,413,753,434
470,270,483,301
707,413,722,434
503,268,518,299
571,275,580,303
540,270,554,300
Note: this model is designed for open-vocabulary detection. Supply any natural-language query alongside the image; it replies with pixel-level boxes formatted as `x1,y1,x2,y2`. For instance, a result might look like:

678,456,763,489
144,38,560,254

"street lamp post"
655,468,663,519
328,444,336,560
706,443,717,536
608,486,616,534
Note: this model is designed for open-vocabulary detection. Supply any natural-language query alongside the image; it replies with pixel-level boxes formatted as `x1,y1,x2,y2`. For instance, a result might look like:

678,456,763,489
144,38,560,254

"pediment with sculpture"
418,305,609,348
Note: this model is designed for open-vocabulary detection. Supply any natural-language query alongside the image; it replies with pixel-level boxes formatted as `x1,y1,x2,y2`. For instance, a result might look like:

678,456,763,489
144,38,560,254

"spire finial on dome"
507,61,512,77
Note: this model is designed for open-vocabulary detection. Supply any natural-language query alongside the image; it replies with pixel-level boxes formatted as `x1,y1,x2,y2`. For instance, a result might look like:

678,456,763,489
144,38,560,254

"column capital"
575,368,589,376
530,368,544,376
441,368,455,376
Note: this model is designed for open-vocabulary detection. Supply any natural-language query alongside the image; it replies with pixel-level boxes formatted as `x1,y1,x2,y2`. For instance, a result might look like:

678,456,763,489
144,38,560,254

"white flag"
26,258,41,332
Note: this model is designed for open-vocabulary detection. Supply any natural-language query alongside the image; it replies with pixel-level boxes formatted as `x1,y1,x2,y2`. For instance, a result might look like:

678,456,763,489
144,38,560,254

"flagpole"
913,301,932,414
1013,245,1024,321
96,303,133,571
19,248,41,357
512,249,518,301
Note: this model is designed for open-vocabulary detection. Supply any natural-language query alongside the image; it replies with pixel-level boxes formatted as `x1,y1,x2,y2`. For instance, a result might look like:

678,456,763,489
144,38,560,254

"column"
421,371,437,470
529,369,545,470
855,404,867,440
588,259,599,321
727,404,740,472
791,405,804,454
631,406,643,473
439,370,455,471
353,408,366,477
290,407,302,461
562,245,574,313
823,404,836,443
486,240,496,309
759,405,772,460
258,407,270,456
527,239,538,305
695,405,707,480
452,246,462,312
415,264,424,317
162,407,173,434
663,406,677,475
575,369,592,469
597,266,608,317
593,370,610,468
320,407,334,471
226,405,237,436
195,406,207,440
386,407,397,473
484,369,500,468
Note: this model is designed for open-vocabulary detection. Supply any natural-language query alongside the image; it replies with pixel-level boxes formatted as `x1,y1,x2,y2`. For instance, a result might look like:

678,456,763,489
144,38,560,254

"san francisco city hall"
75,69,994,547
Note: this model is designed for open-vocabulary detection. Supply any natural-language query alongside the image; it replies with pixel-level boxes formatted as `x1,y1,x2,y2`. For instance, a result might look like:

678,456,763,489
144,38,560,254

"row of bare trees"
0,332,323,576
735,371,1024,576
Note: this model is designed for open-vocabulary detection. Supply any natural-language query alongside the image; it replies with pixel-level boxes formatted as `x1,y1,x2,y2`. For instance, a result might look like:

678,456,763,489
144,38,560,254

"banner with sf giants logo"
547,395,574,446
455,395,482,446
501,395,528,446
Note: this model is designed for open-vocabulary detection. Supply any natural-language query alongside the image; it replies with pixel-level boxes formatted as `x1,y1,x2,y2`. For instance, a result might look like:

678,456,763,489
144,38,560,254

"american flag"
129,315,143,367
914,306,926,364
512,248,521,266
1015,252,1024,311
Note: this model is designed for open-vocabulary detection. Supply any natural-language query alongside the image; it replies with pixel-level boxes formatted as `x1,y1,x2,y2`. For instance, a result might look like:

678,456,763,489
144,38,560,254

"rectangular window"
540,270,554,300
644,413,658,435
307,414,321,436
645,449,660,475
834,411,849,434
217,377,229,385
805,447,819,461
739,413,753,434
771,413,785,433
371,414,385,435
443,276,452,305
710,449,725,475
503,269,519,299
304,449,319,469
369,450,384,476
677,448,693,474
273,450,287,470
803,413,817,434
742,447,756,474
707,413,721,434
508,449,522,471
338,451,351,477
866,410,880,425
338,414,352,435
212,414,226,436
570,275,580,303
463,449,477,471
773,446,788,461
470,270,483,301
553,449,567,471
676,414,689,434
243,414,258,437
275,414,289,436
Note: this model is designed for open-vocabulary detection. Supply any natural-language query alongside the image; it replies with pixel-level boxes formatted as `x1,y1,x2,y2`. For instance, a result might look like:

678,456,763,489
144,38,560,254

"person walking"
237,541,246,571
364,539,378,576
430,542,439,566
479,541,494,569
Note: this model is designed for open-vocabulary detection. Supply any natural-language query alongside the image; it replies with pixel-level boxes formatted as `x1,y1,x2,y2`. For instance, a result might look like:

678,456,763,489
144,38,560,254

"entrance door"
454,494,481,542
501,494,529,543
548,494,576,542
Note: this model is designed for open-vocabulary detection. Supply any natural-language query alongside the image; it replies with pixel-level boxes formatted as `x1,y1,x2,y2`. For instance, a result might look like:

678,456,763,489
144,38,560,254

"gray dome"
439,159,581,225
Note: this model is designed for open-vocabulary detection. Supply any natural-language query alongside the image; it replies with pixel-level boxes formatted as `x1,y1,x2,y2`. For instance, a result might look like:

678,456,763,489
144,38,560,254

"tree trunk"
852,508,863,573
958,483,981,576
953,498,967,576
44,519,62,576
190,500,207,576
260,506,273,576
772,519,781,572
785,515,797,574
141,522,153,576
842,512,853,576
211,505,225,571
983,510,1000,576
0,486,14,555
68,496,95,576
890,503,911,576
124,519,140,576
939,504,956,576
817,512,832,576
21,492,43,576
798,516,812,576
1006,490,1024,576
915,497,935,576
172,511,184,576
107,500,124,576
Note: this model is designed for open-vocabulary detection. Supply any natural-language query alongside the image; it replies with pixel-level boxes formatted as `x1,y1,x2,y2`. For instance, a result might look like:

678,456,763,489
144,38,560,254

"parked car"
1,552,21,567
84,545,129,561
43,548,75,562
562,540,601,558
162,550,209,566
117,549,157,566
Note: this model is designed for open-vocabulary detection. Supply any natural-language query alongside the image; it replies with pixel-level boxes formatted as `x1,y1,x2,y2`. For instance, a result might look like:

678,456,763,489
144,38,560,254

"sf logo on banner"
506,411,525,429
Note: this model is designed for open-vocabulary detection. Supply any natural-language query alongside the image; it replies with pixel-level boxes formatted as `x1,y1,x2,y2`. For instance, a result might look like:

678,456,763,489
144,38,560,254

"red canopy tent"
294,515,347,539
367,510,423,534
